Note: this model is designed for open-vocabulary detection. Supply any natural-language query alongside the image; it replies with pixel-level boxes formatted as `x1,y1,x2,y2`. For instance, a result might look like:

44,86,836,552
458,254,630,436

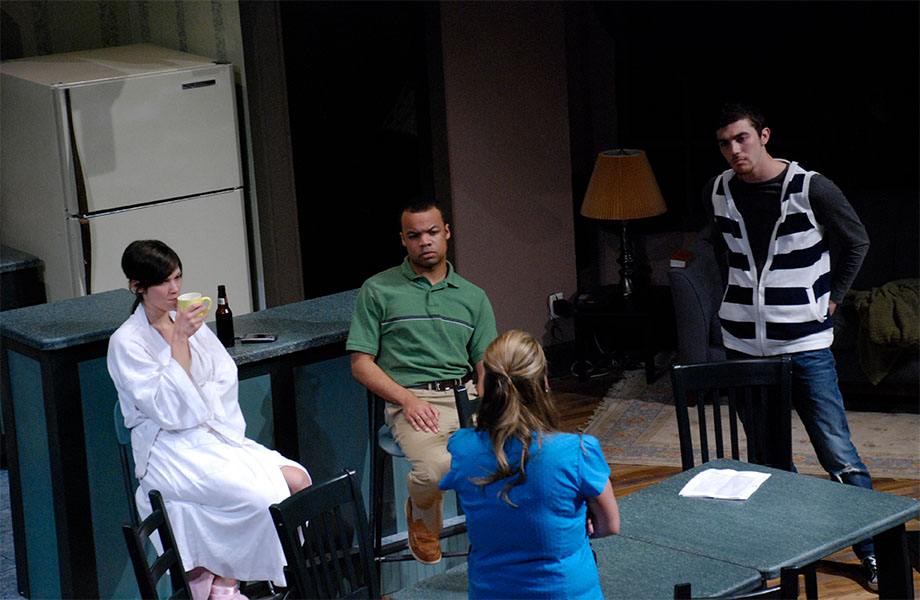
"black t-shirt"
729,168,785,276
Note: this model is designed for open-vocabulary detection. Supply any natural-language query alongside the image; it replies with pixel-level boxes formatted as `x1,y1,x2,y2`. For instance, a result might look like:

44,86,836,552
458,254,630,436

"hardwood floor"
550,374,920,599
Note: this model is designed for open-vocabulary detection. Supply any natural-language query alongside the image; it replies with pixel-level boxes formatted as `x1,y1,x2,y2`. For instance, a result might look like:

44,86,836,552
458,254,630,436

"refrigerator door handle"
182,79,216,90
78,218,93,295
64,89,90,216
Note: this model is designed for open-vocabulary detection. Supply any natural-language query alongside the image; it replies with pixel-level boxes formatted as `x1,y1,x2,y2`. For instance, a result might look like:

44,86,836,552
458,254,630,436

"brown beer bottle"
216,284,234,347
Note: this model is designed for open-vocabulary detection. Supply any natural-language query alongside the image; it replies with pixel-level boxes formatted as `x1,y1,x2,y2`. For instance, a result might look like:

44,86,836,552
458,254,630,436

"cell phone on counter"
240,332,277,343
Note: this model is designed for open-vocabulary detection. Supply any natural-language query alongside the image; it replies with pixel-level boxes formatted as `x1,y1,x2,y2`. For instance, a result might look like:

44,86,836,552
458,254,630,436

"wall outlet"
548,292,564,319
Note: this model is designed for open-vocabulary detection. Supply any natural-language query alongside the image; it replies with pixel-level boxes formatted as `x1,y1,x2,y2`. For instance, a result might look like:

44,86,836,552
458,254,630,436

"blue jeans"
728,347,875,558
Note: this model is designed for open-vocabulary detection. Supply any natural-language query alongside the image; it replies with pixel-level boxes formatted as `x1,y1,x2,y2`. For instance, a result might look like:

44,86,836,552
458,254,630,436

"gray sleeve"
701,177,728,281
809,175,870,303
701,177,724,251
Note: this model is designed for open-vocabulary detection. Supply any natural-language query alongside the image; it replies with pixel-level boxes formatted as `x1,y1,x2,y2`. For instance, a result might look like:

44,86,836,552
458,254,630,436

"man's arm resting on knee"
350,351,441,433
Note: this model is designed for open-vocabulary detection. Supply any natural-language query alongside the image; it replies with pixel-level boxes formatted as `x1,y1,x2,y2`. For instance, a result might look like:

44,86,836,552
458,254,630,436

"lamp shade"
580,149,667,221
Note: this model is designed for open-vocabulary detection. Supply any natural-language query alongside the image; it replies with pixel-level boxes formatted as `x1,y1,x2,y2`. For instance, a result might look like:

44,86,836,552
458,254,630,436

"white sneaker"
861,555,878,593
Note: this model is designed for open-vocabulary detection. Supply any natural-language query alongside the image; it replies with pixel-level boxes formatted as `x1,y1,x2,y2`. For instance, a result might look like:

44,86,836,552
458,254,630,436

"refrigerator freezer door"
76,190,252,316
65,63,242,215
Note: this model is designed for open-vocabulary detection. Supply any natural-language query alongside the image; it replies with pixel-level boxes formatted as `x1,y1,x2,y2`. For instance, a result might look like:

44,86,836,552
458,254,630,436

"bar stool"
366,390,472,575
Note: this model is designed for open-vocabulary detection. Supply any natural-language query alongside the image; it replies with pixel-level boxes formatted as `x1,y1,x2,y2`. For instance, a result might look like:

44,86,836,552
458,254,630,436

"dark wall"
567,0,919,289
279,1,917,298
571,1,919,222
279,2,432,299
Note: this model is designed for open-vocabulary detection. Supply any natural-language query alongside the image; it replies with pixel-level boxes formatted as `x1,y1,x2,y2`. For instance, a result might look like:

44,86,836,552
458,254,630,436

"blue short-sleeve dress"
440,429,610,599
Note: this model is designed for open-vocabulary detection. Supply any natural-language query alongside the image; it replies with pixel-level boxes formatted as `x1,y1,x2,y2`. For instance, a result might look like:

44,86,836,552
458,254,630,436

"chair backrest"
270,469,380,600
454,385,479,429
674,566,799,599
114,402,140,528
121,489,191,600
671,357,793,472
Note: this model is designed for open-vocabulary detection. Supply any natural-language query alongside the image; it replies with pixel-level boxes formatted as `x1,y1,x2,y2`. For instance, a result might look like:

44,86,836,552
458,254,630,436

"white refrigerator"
1,44,253,315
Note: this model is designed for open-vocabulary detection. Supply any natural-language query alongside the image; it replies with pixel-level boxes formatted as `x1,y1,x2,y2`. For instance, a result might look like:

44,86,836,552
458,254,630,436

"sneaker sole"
407,527,442,564
408,544,442,565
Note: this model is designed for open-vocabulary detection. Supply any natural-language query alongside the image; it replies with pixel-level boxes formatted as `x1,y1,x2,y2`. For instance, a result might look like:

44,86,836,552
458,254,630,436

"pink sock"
186,569,215,600
208,581,249,600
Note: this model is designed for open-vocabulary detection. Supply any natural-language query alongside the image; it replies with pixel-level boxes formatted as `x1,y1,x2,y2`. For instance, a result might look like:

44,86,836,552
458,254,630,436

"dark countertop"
0,245,43,273
223,289,356,365
0,288,357,363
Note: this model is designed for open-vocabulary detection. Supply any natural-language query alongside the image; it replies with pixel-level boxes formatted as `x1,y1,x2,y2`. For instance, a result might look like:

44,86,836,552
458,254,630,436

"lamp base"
618,221,636,298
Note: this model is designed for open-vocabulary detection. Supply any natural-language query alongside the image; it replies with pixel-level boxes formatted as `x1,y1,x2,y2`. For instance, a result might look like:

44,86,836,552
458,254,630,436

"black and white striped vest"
711,160,834,356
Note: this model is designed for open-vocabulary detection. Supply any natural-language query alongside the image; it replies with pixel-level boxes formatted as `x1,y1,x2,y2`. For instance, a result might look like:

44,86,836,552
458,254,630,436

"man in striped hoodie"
703,103,877,591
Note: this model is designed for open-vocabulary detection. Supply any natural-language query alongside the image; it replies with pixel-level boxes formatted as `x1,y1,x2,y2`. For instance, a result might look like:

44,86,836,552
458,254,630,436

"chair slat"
121,490,191,600
334,504,361,591
696,391,709,464
671,357,793,472
712,389,725,459
321,511,348,596
313,515,338,597
728,398,740,460
752,386,767,465
271,469,379,600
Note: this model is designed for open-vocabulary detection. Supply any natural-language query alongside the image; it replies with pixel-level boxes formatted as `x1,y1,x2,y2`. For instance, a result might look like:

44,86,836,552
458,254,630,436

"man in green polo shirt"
347,198,497,565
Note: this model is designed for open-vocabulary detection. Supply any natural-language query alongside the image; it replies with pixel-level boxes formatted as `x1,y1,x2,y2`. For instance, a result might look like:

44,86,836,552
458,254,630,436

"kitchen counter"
0,245,46,311
223,288,356,364
0,245,43,273
0,287,356,357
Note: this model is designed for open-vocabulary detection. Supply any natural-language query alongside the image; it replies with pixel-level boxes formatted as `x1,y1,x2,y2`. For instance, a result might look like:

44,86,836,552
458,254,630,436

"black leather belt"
410,374,472,391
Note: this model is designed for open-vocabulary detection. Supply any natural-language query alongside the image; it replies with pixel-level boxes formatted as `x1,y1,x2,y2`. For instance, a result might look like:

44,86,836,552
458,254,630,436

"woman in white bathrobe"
107,240,311,600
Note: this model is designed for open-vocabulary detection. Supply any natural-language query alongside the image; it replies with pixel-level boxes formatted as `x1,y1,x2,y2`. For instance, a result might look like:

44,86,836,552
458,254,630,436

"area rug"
583,370,920,479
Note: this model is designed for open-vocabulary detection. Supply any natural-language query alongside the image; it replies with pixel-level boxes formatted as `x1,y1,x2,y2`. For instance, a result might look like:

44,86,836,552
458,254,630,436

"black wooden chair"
671,357,816,599
675,566,800,599
122,489,192,600
671,357,794,472
270,469,379,599
453,385,479,430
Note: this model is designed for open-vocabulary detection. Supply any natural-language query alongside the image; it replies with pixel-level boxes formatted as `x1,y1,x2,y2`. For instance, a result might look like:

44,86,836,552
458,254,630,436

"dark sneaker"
406,499,441,565
861,555,878,592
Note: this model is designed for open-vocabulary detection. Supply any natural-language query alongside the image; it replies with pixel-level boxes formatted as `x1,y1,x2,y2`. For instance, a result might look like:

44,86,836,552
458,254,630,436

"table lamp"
580,149,667,298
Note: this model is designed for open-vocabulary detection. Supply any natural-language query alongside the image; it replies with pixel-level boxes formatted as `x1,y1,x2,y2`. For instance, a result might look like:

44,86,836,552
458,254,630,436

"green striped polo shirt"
346,257,498,388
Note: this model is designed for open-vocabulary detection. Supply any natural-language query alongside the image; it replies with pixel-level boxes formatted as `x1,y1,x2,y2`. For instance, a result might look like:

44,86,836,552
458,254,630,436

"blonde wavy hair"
473,330,560,506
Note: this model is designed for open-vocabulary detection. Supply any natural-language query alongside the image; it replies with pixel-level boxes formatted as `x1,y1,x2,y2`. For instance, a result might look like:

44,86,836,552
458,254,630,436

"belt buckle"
434,379,456,391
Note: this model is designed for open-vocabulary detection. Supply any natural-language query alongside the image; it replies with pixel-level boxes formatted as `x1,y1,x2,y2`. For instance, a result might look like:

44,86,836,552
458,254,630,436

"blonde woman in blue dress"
440,330,620,599
108,240,311,600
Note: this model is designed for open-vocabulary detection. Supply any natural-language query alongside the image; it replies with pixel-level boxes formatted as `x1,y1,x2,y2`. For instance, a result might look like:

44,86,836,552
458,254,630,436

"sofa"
668,189,919,400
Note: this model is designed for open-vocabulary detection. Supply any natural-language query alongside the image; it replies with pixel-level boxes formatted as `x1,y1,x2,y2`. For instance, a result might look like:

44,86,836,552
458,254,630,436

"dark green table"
390,458,919,599
389,535,763,599
618,458,920,599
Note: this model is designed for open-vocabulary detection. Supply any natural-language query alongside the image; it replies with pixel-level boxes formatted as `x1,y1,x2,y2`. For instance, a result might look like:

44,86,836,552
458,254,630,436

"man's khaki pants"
385,386,478,534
